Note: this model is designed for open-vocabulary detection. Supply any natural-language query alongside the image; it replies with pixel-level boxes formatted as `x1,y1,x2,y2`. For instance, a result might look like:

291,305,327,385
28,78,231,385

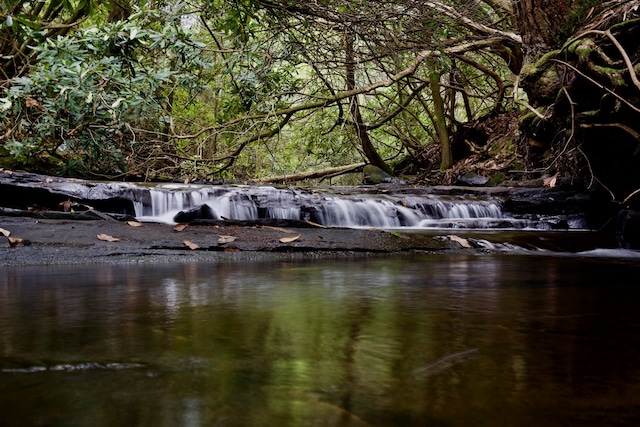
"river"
1,253,640,426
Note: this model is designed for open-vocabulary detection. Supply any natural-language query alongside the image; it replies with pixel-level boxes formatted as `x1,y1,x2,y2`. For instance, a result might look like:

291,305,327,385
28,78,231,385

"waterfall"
125,184,572,230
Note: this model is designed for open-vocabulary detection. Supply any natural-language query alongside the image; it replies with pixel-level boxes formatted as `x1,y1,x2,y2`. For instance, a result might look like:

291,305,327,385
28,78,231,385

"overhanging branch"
172,37,509,140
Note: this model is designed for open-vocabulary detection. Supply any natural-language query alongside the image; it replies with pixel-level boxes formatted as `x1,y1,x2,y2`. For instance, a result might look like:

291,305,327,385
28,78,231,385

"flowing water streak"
131,185,521,228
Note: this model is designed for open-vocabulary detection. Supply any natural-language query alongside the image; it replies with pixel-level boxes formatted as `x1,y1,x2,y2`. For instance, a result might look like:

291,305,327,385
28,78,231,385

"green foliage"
1,0,525,180
0,14,209,175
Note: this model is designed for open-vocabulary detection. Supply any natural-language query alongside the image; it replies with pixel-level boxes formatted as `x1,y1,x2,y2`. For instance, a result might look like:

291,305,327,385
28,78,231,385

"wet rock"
174,204,218,223
456,173,490,186
363,165,405,185
616,210,640,249
0,170,136,215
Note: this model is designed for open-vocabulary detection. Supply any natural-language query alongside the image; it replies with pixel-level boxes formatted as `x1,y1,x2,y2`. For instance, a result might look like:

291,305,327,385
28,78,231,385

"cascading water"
126,184,582,230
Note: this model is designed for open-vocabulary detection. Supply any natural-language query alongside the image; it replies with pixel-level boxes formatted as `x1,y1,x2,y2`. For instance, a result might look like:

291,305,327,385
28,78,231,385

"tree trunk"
513,0,573,49
345,31,392,174
429,71,452,170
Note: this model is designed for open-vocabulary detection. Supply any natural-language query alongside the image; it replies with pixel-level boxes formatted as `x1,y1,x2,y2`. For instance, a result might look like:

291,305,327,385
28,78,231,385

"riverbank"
0,212,459,266
1,211,623,266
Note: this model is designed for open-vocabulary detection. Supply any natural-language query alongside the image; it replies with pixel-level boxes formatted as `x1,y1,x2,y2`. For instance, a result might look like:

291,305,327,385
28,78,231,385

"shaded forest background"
1,0,638,202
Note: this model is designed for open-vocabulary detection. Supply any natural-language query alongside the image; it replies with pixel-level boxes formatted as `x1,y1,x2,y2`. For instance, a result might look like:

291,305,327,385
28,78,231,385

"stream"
2,253,640,426
2,177,639,425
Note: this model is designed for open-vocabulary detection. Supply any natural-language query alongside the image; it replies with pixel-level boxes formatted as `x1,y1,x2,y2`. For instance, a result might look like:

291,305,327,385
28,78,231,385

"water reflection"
1,255,640,426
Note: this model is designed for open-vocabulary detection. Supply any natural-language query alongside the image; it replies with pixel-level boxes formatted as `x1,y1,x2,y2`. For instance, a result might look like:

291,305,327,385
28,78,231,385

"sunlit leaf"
0,97,11,112
543,174,558,188
279,234,300,243
218,235,237,244
183,240,199,250
0,228,11,237
174,223,188,232
447,235,471,248
97,233,120,242
8,237,23,247
126,221,144,227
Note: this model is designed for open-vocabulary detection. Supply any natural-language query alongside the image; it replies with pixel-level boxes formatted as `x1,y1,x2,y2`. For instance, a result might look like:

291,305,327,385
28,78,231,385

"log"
256,162,366,184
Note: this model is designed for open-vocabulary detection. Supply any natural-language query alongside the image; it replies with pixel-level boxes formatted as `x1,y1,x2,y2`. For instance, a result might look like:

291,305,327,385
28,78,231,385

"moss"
520,111,543,127
524,49,562,77
609,17,640,32
488,173,505,187
592,65,625,86
573,40,593,58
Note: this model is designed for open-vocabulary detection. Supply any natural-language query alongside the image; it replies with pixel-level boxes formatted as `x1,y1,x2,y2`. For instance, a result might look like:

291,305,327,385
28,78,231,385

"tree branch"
172,37,509,140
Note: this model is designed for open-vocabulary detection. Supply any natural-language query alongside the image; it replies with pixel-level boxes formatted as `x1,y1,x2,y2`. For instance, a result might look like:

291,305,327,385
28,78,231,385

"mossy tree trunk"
512,0,640,203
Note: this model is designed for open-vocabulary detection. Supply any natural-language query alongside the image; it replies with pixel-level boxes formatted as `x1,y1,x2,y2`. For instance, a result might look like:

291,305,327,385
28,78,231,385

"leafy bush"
0,16,208,176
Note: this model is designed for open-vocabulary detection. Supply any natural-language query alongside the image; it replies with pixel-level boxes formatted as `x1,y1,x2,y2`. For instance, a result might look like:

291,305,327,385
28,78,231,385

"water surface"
2,254,640,426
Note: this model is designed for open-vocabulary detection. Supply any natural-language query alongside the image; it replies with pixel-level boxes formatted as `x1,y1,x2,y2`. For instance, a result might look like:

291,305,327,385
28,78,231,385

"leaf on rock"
183,240,199,250
97,233,120,242
260,225,296,233
8,237,23,247
218,235,237,244
543,173,558,188
304,220,328,228
60,200,72,212
0,227,10,237
126,221,144,227
447,234,471,248
279,234,300,243
45,177,53,183
174,223,188,232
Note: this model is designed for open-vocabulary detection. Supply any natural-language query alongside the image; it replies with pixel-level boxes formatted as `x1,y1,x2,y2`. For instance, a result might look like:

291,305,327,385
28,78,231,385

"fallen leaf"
183,240,199,250
126,221,144,227
45,177,53,183
218,235,237,244
447,234,471,248
4,169,13,175
26,96,44,110
60,200,72,212
0,227,10,237
97,234,120,242
174,223,188,232
8,237,23,247
224,245,240,252
279,234,300,243
543,174,558,188
304,220,329,228
260,225,296,233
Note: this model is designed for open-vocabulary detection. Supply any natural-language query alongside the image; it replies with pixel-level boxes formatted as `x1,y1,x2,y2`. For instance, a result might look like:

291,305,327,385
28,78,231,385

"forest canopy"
1,1,638,198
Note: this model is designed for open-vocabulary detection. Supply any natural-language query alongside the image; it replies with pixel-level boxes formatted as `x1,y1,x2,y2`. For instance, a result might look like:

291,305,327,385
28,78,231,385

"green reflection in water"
1,255,640,426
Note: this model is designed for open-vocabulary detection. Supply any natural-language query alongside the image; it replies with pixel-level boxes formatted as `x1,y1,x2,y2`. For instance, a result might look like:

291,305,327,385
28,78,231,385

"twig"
580,122,640,143
621,188,640,206
605,29,640,92
551,59,640,114
577,145,615,200
548,87,576,167
514,99,546,119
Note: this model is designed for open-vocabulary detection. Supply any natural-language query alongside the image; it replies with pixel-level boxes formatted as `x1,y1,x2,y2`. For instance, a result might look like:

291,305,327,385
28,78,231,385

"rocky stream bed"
0,170,624,266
